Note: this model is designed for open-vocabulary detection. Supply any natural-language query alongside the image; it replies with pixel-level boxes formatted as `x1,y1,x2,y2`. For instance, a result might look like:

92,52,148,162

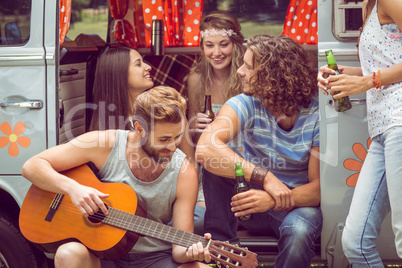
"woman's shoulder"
186,71,203,104
187,71,201,89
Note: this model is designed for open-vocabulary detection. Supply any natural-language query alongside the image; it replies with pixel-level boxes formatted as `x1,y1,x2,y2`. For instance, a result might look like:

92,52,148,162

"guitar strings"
52,201,208,247
45,202,246,265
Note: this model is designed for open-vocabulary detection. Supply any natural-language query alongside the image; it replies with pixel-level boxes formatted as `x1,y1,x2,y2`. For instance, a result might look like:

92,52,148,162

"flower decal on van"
343,138,372,187
0,122,31,157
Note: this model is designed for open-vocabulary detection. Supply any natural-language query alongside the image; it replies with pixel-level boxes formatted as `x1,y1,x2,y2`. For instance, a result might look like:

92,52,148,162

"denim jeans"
202,169,323,268
342,126,402,267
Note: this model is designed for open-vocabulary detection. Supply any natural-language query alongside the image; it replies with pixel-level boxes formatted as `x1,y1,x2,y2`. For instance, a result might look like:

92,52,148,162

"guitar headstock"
208,240,258,268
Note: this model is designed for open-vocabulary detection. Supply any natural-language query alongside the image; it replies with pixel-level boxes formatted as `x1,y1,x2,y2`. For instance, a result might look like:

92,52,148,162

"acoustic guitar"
19,164,258,268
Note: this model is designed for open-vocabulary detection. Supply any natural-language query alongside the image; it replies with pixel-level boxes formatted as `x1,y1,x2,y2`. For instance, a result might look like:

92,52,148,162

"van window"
204,0,291,40
0,0,31,45
333,0,363,40
64,0,108,43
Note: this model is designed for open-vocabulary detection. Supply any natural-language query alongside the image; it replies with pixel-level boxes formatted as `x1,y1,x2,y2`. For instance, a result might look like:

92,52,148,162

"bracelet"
372,71,377,88
377,70,382,89
250,166,269,185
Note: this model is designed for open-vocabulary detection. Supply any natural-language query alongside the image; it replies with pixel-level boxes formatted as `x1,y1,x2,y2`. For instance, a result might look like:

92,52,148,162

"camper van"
0,0,400,267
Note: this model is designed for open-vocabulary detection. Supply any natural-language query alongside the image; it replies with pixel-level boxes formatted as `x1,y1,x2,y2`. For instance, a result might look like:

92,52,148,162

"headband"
200,28,237,38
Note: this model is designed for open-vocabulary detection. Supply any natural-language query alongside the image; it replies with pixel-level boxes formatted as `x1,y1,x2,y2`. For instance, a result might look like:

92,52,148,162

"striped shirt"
226,94,319,188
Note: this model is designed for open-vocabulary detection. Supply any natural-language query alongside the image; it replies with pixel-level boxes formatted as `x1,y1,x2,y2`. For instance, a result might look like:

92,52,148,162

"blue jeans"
202,169,323,268
342,126,402,267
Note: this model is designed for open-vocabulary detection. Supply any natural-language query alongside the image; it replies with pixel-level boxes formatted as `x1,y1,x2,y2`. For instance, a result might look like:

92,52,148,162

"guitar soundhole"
88,204,108,224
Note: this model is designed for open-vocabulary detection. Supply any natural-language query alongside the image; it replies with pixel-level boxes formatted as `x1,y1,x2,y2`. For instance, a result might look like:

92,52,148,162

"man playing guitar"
22,86,212,268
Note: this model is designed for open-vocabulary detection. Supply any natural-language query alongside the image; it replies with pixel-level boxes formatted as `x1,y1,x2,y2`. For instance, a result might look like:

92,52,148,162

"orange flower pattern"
0,122,31,157
343,138,372,187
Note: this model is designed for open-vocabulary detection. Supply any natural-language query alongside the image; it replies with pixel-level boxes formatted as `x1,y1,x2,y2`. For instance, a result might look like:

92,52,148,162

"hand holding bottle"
318,64,372,98
234,162,251,220
324,50,352,112
194,95,215,133
317,64,345,95
231,189,275,216
194,113,213,133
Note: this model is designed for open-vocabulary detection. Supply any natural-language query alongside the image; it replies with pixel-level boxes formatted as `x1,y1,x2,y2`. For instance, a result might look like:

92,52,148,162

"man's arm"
231,146,320,218
171,159,211,263
291,146,320,207
178,118,199,174
196,104,245,177
196,104,293,211
21,130,113,216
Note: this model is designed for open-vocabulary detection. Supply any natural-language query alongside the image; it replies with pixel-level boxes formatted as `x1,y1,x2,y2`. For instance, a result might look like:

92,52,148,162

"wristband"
377,70,381,89
372,72,377,88
250,166,268,185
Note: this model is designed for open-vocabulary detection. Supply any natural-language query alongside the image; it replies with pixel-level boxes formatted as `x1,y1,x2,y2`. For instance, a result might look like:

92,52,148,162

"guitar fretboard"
103,207,209,248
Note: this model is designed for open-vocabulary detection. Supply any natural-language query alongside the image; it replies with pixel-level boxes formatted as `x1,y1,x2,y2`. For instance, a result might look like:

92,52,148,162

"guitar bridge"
45,193,64,222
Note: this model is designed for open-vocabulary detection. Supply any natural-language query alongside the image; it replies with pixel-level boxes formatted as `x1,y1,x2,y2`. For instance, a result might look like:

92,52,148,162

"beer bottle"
234,162,251,221
325,50,352,112
203,95,215,120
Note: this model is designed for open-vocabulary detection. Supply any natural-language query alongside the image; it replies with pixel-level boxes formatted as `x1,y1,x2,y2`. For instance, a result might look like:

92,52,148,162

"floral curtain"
60,0,71,46
110,0,203,48
282,0,318,44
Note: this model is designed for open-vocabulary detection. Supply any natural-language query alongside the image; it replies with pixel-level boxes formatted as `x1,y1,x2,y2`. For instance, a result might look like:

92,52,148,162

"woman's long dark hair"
90,46,133,131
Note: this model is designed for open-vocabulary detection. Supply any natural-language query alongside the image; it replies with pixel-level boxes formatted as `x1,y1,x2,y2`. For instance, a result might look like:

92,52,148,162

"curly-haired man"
196,35,322,268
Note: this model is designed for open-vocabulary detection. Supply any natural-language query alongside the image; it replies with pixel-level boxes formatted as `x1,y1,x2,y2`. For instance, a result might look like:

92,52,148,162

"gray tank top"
97,129,186,253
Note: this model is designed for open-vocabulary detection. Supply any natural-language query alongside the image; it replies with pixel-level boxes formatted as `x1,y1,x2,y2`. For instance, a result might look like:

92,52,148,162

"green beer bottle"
325,50,352,112
234,162,251,221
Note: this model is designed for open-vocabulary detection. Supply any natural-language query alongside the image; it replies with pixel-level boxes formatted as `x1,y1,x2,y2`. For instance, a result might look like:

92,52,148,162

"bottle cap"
235,162,244,176
325,50,336,65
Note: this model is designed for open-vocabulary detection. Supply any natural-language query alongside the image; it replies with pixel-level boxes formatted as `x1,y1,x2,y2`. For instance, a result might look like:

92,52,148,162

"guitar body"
19,165,259,267
19,164,146,260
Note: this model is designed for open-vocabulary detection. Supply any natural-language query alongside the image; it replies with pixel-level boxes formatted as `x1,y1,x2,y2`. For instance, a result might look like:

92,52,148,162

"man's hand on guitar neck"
185,233,212,263
68,183,109,217
173,233,212,264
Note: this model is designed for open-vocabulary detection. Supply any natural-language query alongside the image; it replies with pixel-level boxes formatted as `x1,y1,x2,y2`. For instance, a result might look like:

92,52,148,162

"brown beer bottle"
234,162,251,221
325,50,352,112
203,95,215,120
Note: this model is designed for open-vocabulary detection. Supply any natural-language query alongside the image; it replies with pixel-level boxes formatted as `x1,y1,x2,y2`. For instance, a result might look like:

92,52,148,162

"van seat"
143,54,198,97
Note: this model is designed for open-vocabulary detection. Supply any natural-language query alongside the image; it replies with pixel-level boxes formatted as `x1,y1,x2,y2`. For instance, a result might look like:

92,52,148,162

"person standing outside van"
317,0,402,265
197,35,322,268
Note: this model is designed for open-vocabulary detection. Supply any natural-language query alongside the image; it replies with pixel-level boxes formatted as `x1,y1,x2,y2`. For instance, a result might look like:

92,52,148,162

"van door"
0,0,54,190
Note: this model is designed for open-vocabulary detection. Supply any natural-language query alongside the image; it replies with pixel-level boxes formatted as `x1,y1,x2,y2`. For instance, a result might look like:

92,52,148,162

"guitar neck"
103,207,209,248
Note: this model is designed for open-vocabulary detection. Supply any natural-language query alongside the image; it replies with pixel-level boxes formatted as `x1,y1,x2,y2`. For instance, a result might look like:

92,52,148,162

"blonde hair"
132,86,187,130
196,10,245,100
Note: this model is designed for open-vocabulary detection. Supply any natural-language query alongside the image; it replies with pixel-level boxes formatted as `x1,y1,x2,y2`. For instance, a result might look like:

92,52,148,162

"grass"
240,20,285,39
66,9,108,41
